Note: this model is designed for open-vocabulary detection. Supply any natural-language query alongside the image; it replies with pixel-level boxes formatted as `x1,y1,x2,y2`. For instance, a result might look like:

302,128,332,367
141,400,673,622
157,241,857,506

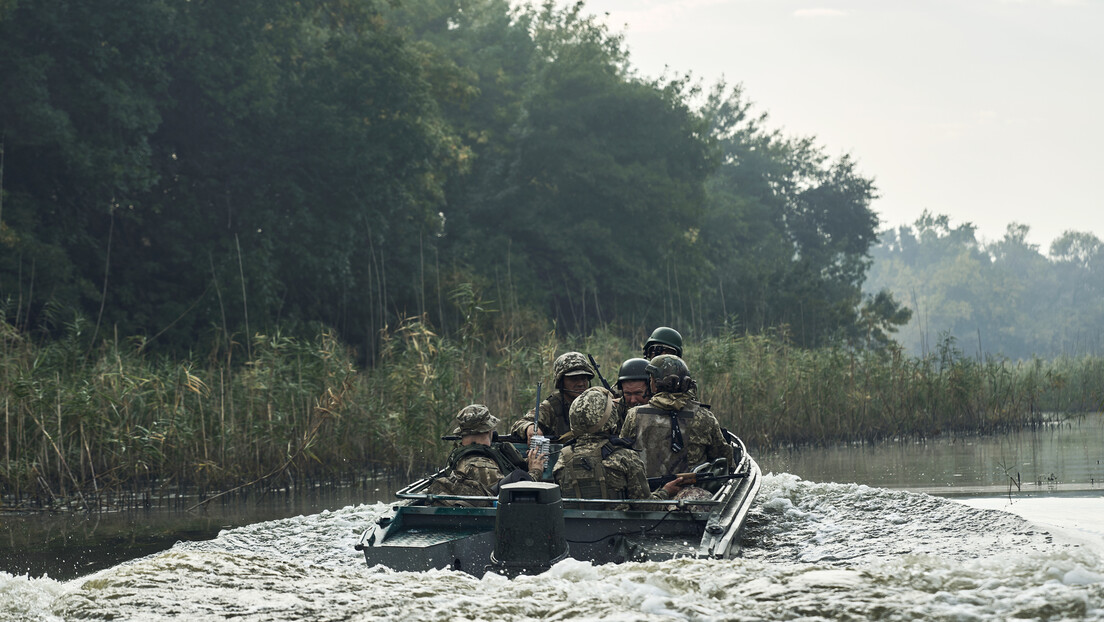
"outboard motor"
487,482,568,576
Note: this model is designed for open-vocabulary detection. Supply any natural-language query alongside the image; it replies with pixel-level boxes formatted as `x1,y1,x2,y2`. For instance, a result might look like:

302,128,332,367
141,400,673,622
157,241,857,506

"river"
3,416,1103,621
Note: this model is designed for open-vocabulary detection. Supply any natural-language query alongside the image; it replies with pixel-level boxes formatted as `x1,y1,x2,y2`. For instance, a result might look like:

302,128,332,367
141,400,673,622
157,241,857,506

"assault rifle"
587,353,612,392
440,431,526,443
646,471,748,491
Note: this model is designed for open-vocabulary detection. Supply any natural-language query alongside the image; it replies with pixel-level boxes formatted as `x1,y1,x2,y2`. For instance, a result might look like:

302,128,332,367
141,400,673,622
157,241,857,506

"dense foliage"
1,0,906,357
4,315,1099,509
866,212,1104,359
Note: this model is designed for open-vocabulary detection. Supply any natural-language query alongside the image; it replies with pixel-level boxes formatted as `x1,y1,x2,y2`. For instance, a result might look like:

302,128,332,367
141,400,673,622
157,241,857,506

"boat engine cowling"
488,482,568,576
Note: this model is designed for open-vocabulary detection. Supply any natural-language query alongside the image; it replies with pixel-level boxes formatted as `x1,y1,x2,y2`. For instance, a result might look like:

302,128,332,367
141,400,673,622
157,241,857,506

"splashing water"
3,473,1102,621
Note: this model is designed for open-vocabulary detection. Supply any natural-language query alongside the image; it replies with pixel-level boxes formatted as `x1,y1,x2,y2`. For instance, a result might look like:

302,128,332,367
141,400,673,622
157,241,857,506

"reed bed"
3,314,1103,510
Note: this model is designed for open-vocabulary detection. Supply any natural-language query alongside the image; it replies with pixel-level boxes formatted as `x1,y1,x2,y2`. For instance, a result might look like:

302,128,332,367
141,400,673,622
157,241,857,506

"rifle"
646,471,748,491
440,431,526,443
587,353,612,392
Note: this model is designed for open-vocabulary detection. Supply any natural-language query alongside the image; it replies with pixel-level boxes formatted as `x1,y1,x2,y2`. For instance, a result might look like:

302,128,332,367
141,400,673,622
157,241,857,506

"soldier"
643,326,683,360
553,387,684,509
509,351,594,442
610,357,651,435
619,354,733,478
427,404,547,507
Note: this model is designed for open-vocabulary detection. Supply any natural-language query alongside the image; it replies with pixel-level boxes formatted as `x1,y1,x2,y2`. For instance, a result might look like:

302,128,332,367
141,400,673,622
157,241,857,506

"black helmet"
644,326,683,359
616,357,650,389
645,354,693,393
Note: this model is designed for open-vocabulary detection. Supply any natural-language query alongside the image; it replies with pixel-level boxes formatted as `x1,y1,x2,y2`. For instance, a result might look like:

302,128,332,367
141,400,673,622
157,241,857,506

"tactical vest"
559,441,624,502
426,443,516,506
544,392,572,438
631,405,699,477
446,443,518,474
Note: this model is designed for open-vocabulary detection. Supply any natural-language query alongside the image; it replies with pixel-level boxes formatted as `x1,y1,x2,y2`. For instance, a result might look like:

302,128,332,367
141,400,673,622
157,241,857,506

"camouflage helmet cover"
645,354,691,393
568,387,616,436
452,404,499,436
553,351,595,388
644,326,684,358
616,357,651,388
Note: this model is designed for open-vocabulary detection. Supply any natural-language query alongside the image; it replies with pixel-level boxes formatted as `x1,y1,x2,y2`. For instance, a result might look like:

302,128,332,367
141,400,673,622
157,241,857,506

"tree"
698,85,894,347
457,1,716,333
0,0,174,336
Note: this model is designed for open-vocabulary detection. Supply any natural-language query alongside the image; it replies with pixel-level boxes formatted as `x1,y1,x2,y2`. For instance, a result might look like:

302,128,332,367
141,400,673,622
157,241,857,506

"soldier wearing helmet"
508,352,594,441
426,404,547,507
620,354,733,478
643,326,684,360
609,357,651,435
553,387,684,509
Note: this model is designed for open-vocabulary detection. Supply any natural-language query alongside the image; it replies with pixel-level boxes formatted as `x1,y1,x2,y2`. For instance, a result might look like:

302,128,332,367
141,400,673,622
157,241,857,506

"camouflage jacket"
552,436,670,510
609,397,629,437
620,392,733,478
508,389,574,440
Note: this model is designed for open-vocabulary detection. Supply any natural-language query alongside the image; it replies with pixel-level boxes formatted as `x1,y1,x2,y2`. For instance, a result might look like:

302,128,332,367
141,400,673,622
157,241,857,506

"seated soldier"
509,351,595,442
610,357,651,436
427,404,546,507
643,326,684,360
619,354,733,479
553,387,684,510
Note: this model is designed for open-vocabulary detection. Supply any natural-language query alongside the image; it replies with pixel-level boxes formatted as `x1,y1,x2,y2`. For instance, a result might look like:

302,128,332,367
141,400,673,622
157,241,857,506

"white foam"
955,496,1104,556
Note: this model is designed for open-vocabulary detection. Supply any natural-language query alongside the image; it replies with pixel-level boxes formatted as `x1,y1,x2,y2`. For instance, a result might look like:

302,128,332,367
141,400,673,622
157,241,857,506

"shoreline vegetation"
2,315,1103,512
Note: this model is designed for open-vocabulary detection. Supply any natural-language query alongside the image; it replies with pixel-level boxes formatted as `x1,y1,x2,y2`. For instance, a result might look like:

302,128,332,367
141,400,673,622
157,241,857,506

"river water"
3,417,1103,621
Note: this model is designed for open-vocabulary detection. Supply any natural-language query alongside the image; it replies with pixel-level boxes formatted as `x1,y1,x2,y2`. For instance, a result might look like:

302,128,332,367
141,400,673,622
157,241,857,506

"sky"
556,0,1103,251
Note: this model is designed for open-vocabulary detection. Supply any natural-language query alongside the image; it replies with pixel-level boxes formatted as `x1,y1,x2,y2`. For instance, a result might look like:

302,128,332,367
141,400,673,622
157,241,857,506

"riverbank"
4,318,1103,508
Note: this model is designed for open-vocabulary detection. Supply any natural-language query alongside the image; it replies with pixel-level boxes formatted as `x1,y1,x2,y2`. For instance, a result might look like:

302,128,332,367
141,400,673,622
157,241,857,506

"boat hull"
357,434,761,576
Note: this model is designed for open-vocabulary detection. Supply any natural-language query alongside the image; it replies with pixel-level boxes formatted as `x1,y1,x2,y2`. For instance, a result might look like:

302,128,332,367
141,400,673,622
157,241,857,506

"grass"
2,309,1103,510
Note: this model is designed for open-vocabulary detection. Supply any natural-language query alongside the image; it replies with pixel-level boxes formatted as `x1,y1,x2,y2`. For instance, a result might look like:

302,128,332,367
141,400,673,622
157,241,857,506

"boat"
355,429,761,577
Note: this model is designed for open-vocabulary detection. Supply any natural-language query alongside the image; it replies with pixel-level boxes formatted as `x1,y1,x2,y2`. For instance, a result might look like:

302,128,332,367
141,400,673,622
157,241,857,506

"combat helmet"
644,326,683,359
616,357,650,390
568,387,617,436
645,354,693,393
552,351,595,389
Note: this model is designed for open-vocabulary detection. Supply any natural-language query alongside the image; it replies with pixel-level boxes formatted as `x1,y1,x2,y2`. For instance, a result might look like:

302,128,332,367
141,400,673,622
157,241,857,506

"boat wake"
3,473,1102,621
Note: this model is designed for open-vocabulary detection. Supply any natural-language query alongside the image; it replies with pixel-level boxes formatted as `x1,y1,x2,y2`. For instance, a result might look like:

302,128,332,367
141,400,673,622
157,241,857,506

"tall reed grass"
2,310,1102,509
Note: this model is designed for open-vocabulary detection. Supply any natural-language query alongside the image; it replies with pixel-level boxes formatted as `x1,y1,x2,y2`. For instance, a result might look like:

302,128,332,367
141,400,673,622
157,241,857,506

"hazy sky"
559,0,1103,250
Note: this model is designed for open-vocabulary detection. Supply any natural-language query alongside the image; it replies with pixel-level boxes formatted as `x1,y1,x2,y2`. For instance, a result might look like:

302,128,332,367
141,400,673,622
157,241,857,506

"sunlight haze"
556,0,1104,251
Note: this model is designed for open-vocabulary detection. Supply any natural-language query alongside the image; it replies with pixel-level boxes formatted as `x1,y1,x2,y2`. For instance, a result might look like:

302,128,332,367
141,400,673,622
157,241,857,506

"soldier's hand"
662,476,686,497
526,446,548,471
525,424,536,442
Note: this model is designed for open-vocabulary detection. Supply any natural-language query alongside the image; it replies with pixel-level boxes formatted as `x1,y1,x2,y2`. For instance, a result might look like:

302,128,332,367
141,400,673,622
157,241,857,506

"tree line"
1,0,907,357
866,212,1104,360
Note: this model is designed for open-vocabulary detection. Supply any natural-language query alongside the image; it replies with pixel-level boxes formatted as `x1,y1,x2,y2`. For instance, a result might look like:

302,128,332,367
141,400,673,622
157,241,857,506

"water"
757,415,1104,495
3,418,1103,621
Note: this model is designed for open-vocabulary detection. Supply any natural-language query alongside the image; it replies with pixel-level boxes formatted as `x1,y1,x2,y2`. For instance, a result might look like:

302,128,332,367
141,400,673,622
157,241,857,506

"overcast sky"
559,0,1103,251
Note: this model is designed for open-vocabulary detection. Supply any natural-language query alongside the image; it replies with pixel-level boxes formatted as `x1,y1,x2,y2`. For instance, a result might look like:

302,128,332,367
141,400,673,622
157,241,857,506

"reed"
2,310,1103,509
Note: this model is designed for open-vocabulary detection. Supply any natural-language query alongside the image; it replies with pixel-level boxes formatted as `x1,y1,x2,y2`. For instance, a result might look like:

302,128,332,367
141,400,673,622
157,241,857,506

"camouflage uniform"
552,387,672,510
609,397,629,436
508,389,574,439
508,352,595,440
427,405,542,507
620,391,733,478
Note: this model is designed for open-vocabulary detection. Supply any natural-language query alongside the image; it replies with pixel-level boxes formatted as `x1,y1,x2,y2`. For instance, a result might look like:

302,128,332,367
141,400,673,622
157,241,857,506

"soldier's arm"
610,399,628,436
620,409,638,444
508,402,555,440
